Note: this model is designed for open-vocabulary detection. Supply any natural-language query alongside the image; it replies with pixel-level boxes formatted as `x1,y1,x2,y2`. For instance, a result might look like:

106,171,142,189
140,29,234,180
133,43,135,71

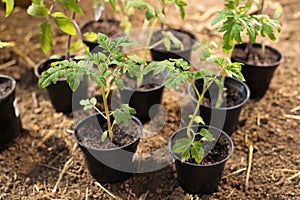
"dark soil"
151,29,193,51
232,44,280,66
1,0,300,199
187,134,230,165
0,78,13,98
202,87,243,108
76,117,140,149
81,18,121,40
122,73,164,90
194,81,244,108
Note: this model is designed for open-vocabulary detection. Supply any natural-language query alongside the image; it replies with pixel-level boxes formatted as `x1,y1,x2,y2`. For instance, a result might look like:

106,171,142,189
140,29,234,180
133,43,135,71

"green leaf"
127,54,145,65
27,3,49,17
199,128,214,142
211,10,233,26
191,141,204,163
66,67,84,91
225,62,245,81
89,70,106,87
113,104,135,126
83,32,98,42
102,130,108,142
52,12,76,35
169,58,190,70
143,60,171,75
165,70,189,88
114,78,124,90
114,35,137,47
189,115,205,124
56,0,83,14
38,20,53,54
109,0,117,11
172,137,192,154
4,0,14,17
80,97,97,110
38,65,66,88
172,137,192,162
175,0,187,20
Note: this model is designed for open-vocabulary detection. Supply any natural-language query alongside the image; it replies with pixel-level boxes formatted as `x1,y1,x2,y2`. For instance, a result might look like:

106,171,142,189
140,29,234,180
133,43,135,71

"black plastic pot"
0,75,22,150
150,28,196,62
231,43,283,98
74,113,142,183
34,56,88,113
119,73,165,121
80,19,121,52
169,125,234,194
188,76,250,135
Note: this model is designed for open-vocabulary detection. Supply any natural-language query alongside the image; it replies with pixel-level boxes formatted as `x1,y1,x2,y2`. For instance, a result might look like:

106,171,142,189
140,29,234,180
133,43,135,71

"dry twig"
0,60,16,70
31,92,39,108
95,181,120,199
52,157,73,193
222,167,247,179
285,114,300,120
245,145,254,190
290,105,300,113
12,47,36,68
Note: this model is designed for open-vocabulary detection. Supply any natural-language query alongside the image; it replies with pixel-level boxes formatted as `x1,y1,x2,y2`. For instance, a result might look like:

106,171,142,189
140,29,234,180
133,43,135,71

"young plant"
27,0,83,56
2,0,14,17
37,33,145,142
144,45,244,163
211,0,282,56
108,0,187,85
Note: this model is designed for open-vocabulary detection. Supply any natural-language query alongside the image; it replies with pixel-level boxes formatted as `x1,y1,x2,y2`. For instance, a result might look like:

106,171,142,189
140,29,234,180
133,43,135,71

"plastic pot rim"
34,55,84,82
150,28,197,53
122,73,165,93
188,76,250,111
0,75,16,103
232,43,284,68
74,113,143,152
168,125,234,167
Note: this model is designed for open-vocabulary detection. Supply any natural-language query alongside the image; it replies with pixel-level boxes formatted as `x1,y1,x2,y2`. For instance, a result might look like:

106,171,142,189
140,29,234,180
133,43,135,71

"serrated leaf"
90,70,106,87
114,35,136,47
38,65,66,88
52,12,76,35
199,128,214,142
143,60,170,75
191,141,204,163
225,62,245,81
27,3,49,17
172,137,192,154
127,54,145,64
38,20,53,54
165,70,188,88
56,0,83,14
114,78,124,90
211,10,233,26
113,104,133,126
4,0,14,17
66,67,84,91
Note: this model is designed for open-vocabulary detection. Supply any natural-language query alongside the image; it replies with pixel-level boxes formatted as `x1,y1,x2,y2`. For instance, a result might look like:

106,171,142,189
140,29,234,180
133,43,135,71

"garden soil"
0,0,300,199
